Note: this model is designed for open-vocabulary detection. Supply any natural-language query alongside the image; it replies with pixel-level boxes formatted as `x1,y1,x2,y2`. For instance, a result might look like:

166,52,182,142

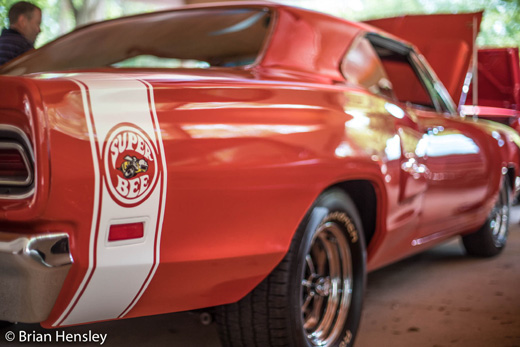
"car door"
341,34,428,263
366,34,489,240
407,54,490,239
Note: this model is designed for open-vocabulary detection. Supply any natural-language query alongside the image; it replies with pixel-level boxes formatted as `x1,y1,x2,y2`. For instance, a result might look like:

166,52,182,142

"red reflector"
108,223,144,242
0,149,28,178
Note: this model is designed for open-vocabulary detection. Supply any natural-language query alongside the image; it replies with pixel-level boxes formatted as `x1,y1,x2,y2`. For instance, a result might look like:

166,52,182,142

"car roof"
0,1,412,79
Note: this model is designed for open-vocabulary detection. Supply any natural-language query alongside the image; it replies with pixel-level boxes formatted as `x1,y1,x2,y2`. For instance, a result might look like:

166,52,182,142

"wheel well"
506,167,516,192
334,180,377,248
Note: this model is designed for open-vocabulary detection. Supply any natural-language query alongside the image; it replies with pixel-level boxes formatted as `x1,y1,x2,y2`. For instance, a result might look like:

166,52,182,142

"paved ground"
356,207,520,347
2,207,520,347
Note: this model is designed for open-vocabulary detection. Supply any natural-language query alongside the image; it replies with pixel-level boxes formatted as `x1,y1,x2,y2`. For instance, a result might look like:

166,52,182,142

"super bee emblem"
118,155,149,179
103,124,159,207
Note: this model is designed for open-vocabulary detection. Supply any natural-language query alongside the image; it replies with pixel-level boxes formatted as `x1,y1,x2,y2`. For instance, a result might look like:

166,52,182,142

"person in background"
0,1,41,65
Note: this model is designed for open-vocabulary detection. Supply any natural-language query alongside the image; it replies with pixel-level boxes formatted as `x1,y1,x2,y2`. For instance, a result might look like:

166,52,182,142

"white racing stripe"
55,75,167,326
118,79,168,318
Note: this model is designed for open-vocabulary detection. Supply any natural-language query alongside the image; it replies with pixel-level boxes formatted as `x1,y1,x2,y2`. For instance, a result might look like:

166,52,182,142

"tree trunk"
67,0,107,27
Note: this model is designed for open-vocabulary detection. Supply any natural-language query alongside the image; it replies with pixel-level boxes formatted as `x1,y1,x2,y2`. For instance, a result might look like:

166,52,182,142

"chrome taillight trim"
0,142,33,186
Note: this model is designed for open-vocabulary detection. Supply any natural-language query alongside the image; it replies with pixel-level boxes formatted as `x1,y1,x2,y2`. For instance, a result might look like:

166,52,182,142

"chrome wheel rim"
491,187,509,248
301,221,353,346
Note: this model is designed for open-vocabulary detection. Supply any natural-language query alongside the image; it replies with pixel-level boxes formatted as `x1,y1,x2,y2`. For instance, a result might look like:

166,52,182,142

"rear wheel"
462,179,511,257
216,189,366,347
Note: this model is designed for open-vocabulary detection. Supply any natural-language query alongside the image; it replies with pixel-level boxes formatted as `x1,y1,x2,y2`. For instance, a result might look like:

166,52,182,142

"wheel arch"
506,166,516,192
330,180,379,250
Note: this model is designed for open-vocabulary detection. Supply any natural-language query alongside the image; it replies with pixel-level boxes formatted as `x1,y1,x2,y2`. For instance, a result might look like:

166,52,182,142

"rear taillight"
0,142,32,186
0,126,35,198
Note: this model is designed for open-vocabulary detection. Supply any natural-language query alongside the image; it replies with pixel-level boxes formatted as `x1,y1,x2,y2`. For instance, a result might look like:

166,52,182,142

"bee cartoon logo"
103,124,159,207
118,156,149,179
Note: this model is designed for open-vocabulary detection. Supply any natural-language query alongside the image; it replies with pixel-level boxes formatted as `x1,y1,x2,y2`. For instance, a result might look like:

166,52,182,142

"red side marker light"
108,222,144,242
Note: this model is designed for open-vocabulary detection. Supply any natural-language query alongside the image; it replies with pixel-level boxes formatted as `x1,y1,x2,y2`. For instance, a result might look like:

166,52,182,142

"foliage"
0,0,519,49
0,0,155,47
351,0,520,48
281,0,520,49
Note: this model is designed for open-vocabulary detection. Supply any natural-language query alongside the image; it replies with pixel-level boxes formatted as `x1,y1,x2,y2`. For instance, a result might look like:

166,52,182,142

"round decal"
103,124,159,207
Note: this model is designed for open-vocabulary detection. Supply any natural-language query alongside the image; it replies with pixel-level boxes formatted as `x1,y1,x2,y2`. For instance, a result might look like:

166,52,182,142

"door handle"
401,157,427,177
424,126,444,135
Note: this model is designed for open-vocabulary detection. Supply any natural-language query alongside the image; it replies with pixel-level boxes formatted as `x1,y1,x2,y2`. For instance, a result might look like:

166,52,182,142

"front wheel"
216,189,367,347
462,178,511,257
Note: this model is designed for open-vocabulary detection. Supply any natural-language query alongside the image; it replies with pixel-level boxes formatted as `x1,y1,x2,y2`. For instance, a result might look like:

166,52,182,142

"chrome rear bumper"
0,232,73,323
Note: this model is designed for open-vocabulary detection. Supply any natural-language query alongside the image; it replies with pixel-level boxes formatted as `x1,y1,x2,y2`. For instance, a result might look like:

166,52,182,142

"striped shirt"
0,28,33,65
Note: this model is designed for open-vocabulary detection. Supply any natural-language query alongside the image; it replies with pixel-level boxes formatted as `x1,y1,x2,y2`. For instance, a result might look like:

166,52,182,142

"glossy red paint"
0,1,518,333
365,12,482,105
463,48,520,131
367,15,520,135
465,48,520,112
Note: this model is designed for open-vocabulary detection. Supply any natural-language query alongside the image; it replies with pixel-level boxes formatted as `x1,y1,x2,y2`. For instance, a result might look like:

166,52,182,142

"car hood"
365,12,482,105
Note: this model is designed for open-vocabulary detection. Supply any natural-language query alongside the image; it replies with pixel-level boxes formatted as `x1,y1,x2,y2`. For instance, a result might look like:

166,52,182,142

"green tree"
1,0,519,49
0,0,154,47
279,0,520,49
350,0,520,48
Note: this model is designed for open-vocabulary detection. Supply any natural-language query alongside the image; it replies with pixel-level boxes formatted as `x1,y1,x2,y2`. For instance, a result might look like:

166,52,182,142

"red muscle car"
0,3,519,347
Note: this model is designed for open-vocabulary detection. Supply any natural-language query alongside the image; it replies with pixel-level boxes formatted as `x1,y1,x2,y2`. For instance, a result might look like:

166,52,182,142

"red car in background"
1,3,519,347
366,14,520,131
461,47,520,131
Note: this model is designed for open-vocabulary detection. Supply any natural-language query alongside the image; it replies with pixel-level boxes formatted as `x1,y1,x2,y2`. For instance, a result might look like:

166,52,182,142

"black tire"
462,178,511,257
216,189,366,347
0,321,14,330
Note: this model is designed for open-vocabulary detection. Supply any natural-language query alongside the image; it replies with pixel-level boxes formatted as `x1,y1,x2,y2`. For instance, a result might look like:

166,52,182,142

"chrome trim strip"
0,187,35,200
0,232,73,323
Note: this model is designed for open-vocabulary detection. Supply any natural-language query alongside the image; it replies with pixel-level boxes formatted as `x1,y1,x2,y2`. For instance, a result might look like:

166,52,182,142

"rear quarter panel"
16,73,388,326
122,77,385,319
5,73,519,327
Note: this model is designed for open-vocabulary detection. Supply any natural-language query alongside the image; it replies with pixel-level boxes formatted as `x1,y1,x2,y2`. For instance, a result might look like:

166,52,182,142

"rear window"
0,8,272,75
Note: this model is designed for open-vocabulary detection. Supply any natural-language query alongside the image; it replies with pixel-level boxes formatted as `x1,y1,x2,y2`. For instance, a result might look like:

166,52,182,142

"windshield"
0,7,272,75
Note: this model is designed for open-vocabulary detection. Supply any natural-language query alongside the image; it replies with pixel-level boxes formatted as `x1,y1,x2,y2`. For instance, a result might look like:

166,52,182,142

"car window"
341,36,395,99
0,8,272,74
412,54,458,115
369,43,436,110
112,56,211,69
